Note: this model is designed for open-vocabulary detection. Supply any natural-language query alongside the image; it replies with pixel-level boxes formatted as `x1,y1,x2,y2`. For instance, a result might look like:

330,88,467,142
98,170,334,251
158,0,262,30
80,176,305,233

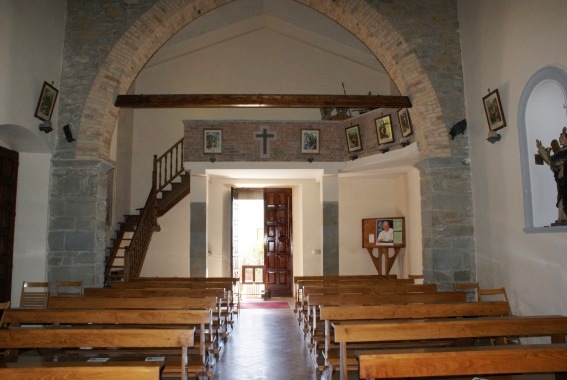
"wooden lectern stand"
362,218,405,275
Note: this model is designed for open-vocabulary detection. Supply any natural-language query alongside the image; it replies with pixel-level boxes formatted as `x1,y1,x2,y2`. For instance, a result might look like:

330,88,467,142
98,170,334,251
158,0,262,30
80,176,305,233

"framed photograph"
301,129,319,154
204,129,222,154
397,108,413,138
345,125,362,153
34,81,59,121
482,89,507,131
375,115,395,145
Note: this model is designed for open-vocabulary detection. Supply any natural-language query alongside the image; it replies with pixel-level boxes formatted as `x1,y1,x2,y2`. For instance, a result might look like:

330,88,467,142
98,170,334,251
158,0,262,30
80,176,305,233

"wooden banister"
153,138,184,193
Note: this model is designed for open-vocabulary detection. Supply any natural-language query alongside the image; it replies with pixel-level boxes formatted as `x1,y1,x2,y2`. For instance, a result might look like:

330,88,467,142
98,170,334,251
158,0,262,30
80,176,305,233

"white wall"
459,0,567,315
0,0,66,303
339,177,399,275
11,153,51,305
133,13,391,272
0,0,65,147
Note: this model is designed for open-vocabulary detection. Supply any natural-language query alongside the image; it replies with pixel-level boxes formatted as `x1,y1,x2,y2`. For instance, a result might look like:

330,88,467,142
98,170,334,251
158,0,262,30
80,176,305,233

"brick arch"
77,0,450,160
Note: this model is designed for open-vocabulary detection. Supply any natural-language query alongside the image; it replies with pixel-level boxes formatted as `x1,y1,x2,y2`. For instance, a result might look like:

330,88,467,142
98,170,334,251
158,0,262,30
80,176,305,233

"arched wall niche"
518,65,567,231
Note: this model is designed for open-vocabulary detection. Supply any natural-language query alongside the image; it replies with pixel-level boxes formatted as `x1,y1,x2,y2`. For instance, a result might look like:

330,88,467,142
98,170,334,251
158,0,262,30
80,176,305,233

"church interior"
1,0,567,379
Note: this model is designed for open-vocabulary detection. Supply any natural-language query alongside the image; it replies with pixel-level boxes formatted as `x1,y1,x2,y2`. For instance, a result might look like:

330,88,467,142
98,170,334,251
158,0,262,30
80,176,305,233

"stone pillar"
415,156,475,290
190,172,207,277
48,159,114,288
321,172,339,275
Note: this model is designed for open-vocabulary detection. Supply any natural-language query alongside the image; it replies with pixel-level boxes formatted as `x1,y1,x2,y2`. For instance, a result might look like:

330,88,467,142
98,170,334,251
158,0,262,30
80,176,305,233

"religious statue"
536,127,567,225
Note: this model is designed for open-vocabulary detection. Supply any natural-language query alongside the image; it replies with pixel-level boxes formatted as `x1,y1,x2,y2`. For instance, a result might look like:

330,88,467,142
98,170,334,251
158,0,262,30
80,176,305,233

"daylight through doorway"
232,188,265,299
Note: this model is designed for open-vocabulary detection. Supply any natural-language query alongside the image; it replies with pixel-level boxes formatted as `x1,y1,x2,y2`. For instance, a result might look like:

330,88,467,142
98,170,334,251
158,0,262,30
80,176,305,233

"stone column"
190,171,207,277
321,171,339,275
415,156,475,290
48,159,114,288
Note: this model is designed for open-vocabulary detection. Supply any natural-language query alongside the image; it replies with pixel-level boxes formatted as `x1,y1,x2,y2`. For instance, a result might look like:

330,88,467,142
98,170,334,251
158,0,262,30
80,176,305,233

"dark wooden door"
0,147,18,302
264,188,292,297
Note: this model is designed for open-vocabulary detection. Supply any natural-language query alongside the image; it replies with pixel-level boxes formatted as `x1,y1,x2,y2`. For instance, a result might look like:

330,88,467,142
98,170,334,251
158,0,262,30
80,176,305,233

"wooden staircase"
105,138,189,284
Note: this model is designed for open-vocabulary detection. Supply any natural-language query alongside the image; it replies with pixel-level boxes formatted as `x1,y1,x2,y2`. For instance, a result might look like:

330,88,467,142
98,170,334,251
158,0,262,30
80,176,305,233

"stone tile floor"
212,301,318,380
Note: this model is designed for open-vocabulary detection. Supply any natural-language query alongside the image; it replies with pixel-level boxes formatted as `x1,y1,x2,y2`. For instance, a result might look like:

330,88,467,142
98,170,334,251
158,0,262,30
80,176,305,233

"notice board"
362,217,406,248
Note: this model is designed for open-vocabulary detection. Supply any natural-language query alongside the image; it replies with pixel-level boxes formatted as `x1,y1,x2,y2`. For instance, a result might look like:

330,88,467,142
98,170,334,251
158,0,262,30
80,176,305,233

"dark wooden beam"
114,94,412,109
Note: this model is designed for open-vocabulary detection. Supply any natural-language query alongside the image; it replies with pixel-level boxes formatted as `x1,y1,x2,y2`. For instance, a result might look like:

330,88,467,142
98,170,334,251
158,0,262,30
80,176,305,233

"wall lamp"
63,124,75,142
209,156,216,163
399,139,410,147
39,121,53,133
486,130,501,144
350,154,358,161
307,157,314,163
379,147,390,154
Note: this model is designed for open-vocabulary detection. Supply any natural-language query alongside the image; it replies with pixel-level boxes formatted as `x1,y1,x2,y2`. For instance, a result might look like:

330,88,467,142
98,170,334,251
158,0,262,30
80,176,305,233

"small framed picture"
301,129,319,154
397,108,413,138
375,115,394,145
482,89,506,131
204,129,222,154
34,81,59,121
345,125,362,153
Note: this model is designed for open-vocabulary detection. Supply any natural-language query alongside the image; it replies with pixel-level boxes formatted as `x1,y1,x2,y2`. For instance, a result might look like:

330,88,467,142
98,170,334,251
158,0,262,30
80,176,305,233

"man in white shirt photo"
377,221,394,242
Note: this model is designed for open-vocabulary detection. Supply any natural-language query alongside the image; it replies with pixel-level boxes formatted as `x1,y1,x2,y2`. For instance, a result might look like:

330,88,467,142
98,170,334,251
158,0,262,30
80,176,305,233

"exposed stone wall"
49,159,113,287
49,0,474,287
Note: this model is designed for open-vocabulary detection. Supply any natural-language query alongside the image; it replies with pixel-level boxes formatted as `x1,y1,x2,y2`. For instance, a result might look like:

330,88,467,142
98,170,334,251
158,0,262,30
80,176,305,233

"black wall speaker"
63,124,75,142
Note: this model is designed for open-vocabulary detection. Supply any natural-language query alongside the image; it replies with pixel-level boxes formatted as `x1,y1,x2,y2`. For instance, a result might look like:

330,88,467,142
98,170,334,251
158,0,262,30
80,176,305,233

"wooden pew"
0,361,163,380
293,275,404,310
300,283,437,317
317,301,511,373
84,287,225,298
357,344,567,379
333,315,567,380
305,291,467,343
47,296,222,359
48,296,216,310
3,308,212,372
0,328,194,380
295,278,416,321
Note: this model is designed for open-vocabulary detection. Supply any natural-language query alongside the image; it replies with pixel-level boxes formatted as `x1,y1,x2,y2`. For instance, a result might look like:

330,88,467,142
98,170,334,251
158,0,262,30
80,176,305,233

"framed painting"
482,89,507,131
345,125,362,153
375,115,394,145
204,129,222,154
397,108,413,138
34,81,59,121
301,129,319,154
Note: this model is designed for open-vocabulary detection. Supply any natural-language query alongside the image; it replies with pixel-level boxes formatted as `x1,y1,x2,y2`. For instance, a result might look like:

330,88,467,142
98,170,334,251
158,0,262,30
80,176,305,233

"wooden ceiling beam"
114,94,412,109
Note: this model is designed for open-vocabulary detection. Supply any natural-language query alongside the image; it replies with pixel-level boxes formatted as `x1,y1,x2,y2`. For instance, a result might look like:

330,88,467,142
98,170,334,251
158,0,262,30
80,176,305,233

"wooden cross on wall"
255,128,276,158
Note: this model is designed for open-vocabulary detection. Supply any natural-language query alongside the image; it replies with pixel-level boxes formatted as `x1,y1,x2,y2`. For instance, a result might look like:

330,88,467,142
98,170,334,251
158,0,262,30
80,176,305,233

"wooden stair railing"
105,138,189,283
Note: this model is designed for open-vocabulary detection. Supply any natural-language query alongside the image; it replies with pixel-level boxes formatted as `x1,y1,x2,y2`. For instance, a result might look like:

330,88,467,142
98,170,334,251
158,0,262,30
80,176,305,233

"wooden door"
264,188,292,297
0,147,18,302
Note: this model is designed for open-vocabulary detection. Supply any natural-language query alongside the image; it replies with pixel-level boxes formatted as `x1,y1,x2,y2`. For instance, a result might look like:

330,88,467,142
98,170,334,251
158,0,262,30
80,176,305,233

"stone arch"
76,0,452,161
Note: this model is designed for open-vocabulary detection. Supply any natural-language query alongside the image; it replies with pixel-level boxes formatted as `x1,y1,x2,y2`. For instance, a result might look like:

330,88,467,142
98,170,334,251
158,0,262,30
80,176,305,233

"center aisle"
212,301,318,380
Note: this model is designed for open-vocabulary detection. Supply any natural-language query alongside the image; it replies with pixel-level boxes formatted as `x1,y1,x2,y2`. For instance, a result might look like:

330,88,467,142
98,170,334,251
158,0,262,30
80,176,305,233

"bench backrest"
303,283,438,297
131,277,238,283
320,301,511,321
4,308,211,325
333,316,567,343
48,296,217,309
0,362,162,380
84,287,225,298
294,275,397,284
111,281,233,289
0,327,195,348
309,291,467,307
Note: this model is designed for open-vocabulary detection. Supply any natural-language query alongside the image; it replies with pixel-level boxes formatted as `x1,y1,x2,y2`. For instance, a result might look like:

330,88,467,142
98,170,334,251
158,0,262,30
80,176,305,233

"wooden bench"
304,291,467,342
333,315,567,380
47,296,223,358
0,361,163,380
3,308,212,372
295,278,416,322
293,275,407,311
317,301,512,373
299,283,438,321
357,344,567,379
0,328,194,380
84,287,225,299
